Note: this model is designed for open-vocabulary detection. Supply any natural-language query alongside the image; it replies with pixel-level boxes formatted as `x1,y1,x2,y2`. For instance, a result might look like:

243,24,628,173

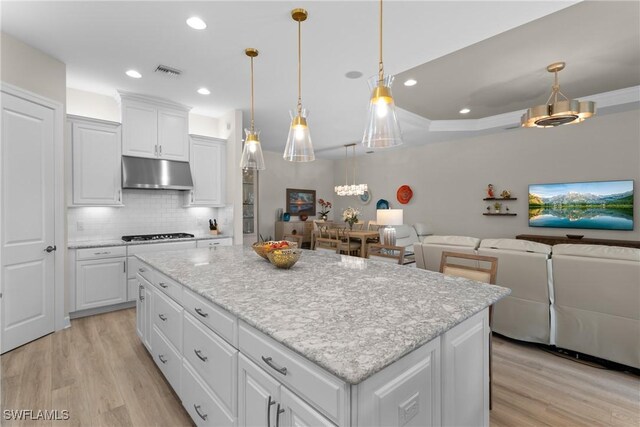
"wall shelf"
483,213,517,216
483,197,517,201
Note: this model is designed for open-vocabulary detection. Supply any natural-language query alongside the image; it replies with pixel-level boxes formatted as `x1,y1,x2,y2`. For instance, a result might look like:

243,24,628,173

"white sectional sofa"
551,244,640,369
478,239,553,345
414,235,481,271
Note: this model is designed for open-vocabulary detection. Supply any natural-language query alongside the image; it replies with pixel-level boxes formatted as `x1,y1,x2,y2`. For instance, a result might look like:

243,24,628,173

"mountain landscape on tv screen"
528,182,634,230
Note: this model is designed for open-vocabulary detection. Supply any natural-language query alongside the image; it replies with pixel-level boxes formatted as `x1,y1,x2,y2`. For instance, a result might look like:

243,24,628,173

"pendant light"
335,144,368,196
362,0,403,149
521,62,596,128
283,8,315,162
240,48,266,170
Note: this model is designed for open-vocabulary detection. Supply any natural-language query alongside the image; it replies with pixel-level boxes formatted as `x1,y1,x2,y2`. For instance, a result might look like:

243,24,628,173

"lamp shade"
240,129,265,170
377,208,403,226
283,108,315,162
362,75,403,148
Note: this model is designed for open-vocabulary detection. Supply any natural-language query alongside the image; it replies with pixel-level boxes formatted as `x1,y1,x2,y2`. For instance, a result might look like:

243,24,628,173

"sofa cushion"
553,244,640,262
479,238,551,255
422,235,480,248
413,222,433,237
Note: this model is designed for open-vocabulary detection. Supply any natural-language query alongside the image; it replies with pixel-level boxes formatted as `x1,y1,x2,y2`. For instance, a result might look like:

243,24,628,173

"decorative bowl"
252,241,297,260
267,248,302,269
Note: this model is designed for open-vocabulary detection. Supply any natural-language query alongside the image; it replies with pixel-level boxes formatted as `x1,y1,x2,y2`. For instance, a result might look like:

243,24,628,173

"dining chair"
336,228,361,256
439,251,498,410
313,235,339,254
367,220,382,231
367,243,405,265
282,233,303,248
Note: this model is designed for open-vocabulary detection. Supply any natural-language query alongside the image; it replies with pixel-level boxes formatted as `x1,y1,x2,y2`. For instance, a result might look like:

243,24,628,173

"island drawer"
151,325,181,393
196,238,233,248
153,271,183,305
153,288,183,352
77,245,126,260
239,322,347,425
135,261,156,284
183,289,237,347
181,360,235,427
183,312,237,415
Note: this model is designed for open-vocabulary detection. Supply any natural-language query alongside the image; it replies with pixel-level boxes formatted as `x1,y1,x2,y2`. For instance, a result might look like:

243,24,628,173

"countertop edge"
68,235,233,249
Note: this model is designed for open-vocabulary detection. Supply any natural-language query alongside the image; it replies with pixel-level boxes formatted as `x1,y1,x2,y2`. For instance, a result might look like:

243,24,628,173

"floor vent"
155,64,182,77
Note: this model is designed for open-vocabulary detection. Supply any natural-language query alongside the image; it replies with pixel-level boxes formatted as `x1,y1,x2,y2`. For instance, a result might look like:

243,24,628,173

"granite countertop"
68,234,231,249
136,246,510,385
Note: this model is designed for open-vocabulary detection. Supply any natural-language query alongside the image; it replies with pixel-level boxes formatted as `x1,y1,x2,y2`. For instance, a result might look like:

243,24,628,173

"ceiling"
394,1,640,120
1,1,599,158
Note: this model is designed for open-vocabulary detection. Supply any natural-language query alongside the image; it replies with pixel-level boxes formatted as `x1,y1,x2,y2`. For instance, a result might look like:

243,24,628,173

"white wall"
68,190,230,241
332,109,640,241
218,110,243,244
257,150,336,240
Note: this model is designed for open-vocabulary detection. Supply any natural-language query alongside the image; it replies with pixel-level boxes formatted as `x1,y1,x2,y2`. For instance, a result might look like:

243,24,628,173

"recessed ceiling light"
345,71,363,79
404,79,417,87
459,108,471,114
197,88,211,95
125,69,142,79
186,17,207,30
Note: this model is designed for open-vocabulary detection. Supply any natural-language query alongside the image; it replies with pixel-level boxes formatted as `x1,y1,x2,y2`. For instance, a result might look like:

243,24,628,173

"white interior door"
1,92,55,354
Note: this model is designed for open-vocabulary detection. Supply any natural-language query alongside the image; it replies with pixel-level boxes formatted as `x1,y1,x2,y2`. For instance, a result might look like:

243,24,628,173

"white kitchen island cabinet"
135,247,509,426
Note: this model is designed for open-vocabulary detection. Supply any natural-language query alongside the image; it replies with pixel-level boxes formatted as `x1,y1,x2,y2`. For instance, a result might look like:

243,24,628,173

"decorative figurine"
500,190,512,199
487,184,495,198
486,206,491,212
494,202,502,213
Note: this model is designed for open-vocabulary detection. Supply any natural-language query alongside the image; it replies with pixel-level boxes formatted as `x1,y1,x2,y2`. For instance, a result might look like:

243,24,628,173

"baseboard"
69,301,136,320
63,316,71,329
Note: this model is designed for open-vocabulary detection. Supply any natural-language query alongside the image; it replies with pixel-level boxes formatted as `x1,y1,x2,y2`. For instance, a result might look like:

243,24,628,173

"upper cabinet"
69,115,123,206
185,135,226,207
120,92,190,162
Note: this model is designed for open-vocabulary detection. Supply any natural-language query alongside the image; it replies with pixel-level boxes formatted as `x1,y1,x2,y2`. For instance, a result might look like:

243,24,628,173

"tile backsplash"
68,190,232,241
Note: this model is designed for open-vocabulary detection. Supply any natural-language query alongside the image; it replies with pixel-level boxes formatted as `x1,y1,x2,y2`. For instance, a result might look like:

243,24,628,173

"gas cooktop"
121,233,194,242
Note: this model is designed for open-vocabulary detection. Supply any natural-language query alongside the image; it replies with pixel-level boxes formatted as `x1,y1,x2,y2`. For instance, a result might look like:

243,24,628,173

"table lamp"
377,209,403,246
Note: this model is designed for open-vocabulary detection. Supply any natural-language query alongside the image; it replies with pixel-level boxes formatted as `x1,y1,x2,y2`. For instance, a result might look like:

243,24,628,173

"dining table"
323,227,380,258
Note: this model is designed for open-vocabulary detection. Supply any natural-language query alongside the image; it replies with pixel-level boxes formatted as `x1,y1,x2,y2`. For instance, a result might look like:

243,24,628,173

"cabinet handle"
276,403,284,427
154,144,158,156
191,191,194,203
158,354,167,364
123,261,126,273
261,356,287,376
194,349,208,362
159,145,162,156
267,396,276,427
193,404,207,421
138,285,143,301
138,267,146,273
158,314,167,322
159,282,168,289
94,251,110,255
118,189,122,203
194,308,208,318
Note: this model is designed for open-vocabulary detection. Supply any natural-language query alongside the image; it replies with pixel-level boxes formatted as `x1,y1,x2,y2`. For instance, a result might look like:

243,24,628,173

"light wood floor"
2,308,639,426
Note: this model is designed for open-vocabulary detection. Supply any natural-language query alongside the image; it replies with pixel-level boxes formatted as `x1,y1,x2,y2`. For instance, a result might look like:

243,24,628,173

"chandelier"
521,62,596,128
335,144,368,196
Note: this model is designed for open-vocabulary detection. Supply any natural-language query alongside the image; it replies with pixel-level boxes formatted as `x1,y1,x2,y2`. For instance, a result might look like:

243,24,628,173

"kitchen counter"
67,234,231,249
136,246,510,384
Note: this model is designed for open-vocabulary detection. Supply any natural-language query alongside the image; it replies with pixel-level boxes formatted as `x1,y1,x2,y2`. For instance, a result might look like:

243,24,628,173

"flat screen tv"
528,180,634,230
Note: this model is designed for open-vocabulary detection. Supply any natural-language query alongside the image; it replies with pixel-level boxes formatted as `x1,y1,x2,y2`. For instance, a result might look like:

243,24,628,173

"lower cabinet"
238,354,332,427
76,256,127,310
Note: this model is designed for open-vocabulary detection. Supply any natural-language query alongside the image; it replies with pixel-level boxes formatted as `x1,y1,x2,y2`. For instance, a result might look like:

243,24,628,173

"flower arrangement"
342,207,360,229
318,198,332,220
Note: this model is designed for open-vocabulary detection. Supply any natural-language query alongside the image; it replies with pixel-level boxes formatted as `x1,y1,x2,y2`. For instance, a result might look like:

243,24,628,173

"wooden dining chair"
439,251,498,410
282,233,303,248
336,228,361,256
367,243,405,265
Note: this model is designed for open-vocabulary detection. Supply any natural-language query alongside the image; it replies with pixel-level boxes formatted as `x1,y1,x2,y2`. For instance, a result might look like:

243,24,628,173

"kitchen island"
134,246,510,426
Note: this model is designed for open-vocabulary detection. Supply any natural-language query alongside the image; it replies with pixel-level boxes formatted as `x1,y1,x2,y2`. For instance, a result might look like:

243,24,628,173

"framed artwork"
286,188,316,216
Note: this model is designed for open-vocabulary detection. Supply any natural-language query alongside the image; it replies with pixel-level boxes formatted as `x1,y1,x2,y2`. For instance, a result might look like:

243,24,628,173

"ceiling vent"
154,64,182,77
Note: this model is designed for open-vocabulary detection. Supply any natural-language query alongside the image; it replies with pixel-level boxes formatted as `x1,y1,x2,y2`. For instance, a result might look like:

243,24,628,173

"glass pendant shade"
283,108,315,162
362,74,403,148
240,129,265,170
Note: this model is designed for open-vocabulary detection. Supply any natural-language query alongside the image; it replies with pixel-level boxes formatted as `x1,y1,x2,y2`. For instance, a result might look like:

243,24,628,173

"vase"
321,214,328,221
348,223,353,230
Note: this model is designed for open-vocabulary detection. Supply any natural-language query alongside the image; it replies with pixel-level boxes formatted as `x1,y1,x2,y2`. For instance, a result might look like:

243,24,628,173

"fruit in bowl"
252,240,298,260
267,248,302,269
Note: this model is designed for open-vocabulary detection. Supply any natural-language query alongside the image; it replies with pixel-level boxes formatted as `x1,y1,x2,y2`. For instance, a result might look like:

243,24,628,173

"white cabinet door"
122,100,158,158
442,309,489,427
71,118,122,205
188,135,226,206
280,387,335,427
76,257,127,310
158,108,189,161
238,354,280,427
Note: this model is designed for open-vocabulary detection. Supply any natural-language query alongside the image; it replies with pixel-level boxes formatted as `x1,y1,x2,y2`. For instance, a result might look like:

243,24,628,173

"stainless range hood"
122,156,193,190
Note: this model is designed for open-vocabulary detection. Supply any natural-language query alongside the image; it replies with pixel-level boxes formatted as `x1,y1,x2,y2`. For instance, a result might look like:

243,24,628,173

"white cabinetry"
69,115,122,206
120,92,190,161
185,135,226,207
75,247,127,311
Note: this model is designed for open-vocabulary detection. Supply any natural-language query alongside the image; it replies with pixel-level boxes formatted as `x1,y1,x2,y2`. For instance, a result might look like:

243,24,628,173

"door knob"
44,245,57,253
